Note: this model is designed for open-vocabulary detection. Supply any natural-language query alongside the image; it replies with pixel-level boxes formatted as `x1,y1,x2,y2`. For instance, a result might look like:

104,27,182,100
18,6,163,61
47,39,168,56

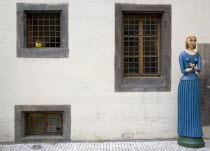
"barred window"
15,105,70,142
26,12,61,48
115,4,171,92
17,3,68,58
25,112,63,136
123,14,161,77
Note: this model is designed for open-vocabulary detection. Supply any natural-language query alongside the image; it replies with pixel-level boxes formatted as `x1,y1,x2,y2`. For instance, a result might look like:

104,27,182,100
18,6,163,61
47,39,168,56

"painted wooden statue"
178,35,205,148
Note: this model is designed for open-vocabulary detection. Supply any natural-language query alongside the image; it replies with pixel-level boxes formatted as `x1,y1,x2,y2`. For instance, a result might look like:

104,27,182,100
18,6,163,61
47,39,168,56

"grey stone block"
197,44,205,59
204,44,210,59
205,59,210,77
197,43,210,126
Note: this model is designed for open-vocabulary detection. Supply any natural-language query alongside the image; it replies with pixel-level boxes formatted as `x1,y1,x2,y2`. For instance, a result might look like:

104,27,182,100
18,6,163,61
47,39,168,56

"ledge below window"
17,48,69,58
20,136,67,142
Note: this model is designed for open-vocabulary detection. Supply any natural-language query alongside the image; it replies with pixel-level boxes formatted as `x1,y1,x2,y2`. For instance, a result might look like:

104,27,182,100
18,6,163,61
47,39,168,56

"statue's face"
187,37,196,49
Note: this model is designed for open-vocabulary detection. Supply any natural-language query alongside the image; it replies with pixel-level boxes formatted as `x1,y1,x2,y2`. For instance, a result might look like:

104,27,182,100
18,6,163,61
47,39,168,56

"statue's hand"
189,63,195,68
194,66,198,71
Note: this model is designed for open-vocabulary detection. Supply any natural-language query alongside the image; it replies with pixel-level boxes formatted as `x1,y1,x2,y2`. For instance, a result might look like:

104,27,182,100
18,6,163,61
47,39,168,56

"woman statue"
178,35,205,148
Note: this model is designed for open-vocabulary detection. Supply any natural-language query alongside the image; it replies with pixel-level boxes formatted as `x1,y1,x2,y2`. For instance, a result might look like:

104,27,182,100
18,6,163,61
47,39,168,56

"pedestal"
178,135,205,148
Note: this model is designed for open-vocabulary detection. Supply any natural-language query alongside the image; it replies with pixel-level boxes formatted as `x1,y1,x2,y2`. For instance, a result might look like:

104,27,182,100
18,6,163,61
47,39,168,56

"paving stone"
0,140,210,151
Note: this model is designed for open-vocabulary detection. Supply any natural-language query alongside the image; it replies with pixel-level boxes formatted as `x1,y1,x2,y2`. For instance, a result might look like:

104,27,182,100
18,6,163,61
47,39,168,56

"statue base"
178,135,205,148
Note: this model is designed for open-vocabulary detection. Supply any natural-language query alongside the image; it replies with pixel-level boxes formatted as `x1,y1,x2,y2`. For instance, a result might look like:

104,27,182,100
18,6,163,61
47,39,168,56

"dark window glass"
123,14,161,77
26,13,61,48
25,112,63,135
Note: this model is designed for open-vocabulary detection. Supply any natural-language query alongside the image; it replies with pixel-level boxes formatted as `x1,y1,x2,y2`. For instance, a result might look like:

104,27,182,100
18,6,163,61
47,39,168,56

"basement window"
15,105,71,142
25,112,63,136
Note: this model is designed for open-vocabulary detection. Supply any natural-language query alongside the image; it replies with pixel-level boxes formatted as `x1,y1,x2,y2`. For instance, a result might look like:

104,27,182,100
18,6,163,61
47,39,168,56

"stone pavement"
0,139,210,151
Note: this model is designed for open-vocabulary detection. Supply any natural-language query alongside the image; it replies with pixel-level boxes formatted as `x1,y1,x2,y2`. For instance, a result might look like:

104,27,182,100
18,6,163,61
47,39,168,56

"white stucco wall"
0,0,210,142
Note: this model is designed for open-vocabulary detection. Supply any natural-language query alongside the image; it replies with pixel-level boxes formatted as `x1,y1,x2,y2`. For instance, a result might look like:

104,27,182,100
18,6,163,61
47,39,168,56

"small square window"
17,3,69,58
26,12,61,48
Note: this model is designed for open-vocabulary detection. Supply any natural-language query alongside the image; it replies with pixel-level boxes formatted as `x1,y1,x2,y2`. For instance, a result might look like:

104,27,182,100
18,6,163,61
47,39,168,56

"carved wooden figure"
177,35,205,148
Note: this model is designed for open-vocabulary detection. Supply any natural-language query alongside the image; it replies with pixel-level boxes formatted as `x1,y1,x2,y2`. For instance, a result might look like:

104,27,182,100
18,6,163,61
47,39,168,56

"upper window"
115,4,171,92
26,12,61,48
123,14,161,77
17,3,68,58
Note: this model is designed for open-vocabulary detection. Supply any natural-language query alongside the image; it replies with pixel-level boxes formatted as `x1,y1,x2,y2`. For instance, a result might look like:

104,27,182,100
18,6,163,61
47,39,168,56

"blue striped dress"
178,51,203,137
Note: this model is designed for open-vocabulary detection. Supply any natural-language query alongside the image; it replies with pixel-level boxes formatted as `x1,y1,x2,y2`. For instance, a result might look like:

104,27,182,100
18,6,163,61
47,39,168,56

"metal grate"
25,112,63,135
26,12,61,48
123,14,161,77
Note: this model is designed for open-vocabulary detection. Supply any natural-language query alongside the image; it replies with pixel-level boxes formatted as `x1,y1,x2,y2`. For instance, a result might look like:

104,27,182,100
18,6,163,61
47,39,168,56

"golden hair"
185,35,197,49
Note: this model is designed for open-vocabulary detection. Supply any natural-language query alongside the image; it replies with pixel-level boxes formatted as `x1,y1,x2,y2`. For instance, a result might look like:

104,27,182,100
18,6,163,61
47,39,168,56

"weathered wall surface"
0,0,210,142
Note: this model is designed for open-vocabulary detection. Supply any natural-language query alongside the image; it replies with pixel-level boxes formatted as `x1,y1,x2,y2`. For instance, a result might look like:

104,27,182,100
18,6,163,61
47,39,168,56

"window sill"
20,135,68,142
17,48,69,58
115,76,170,92
116,84,170,92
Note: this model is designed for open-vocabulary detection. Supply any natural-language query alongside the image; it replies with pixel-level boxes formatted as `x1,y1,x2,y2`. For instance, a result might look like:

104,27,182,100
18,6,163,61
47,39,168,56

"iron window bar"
25,11,61,48
123,14,161,77
25,112,63,136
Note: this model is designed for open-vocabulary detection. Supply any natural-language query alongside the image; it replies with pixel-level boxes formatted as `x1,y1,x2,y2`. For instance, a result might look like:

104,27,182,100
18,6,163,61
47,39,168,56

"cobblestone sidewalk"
0,140,210,151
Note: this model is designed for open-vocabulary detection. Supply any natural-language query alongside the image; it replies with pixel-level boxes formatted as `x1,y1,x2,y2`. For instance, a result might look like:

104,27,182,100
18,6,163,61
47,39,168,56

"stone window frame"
115,3,171,92
15,105,71,142
17,3,69,58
